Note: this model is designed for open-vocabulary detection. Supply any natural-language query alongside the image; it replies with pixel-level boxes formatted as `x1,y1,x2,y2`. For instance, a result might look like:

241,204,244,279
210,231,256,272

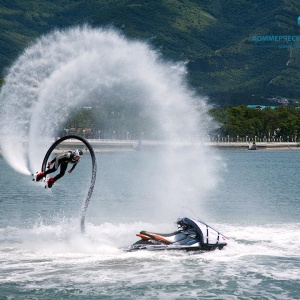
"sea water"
1,149,300,299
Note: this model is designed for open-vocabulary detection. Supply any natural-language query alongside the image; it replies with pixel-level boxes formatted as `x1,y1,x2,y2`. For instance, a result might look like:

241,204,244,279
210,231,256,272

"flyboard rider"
35,149,83,188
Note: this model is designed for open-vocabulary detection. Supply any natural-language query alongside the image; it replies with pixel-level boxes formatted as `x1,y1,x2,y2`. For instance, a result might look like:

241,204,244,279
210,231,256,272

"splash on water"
1,221,299,299
0,26,221,218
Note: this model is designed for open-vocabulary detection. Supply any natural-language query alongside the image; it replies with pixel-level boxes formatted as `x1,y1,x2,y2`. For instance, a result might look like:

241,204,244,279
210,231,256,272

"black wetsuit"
44,151,79,182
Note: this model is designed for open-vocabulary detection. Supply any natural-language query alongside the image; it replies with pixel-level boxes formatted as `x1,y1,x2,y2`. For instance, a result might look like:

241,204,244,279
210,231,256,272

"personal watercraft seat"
137,230,188,244
129,217,227,252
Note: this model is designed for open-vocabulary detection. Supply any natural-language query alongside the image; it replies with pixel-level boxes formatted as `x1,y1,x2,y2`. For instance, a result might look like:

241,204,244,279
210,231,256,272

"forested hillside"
1,0,300,105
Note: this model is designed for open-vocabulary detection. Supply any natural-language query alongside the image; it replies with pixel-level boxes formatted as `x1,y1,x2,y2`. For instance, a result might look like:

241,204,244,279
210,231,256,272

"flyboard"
31,135,97,233
32,172,51,188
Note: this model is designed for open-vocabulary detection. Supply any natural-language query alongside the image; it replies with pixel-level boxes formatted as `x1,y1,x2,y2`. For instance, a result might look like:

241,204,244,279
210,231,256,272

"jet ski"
128,217,227,252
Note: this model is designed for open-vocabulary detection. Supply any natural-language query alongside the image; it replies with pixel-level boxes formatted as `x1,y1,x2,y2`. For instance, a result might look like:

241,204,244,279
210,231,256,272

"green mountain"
1,0,300,105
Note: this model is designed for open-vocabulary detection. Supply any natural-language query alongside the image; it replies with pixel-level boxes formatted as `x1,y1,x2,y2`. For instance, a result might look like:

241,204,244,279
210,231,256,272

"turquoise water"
1,149,300,299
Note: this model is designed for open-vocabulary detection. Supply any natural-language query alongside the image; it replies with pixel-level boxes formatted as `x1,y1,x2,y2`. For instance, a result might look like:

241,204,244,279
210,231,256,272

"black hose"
41,135,97,233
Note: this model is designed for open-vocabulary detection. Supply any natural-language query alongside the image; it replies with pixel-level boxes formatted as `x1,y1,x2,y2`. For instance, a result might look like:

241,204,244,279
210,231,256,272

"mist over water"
0,26,221,218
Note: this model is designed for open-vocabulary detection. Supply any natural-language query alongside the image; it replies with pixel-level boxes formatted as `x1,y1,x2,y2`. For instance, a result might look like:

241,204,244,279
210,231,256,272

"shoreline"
205,141,300,150
0,140,300,156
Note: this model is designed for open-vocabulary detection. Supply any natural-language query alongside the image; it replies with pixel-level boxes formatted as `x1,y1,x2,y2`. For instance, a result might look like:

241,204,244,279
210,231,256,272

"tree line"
60,104,300,142
209,105,300,141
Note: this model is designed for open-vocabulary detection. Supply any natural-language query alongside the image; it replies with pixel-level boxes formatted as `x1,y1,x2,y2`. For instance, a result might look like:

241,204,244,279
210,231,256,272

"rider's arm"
68,161,78,173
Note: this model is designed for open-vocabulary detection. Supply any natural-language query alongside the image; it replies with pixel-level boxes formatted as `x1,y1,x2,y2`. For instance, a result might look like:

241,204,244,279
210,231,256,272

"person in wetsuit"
36,149,83,187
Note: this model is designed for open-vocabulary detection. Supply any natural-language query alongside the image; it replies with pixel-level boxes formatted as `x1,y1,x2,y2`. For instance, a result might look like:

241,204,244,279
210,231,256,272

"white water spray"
0,26,221,218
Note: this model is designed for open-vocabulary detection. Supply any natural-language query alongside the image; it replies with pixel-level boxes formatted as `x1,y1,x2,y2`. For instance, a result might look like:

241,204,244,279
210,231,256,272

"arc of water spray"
41,135,97,233
0,26,221,220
